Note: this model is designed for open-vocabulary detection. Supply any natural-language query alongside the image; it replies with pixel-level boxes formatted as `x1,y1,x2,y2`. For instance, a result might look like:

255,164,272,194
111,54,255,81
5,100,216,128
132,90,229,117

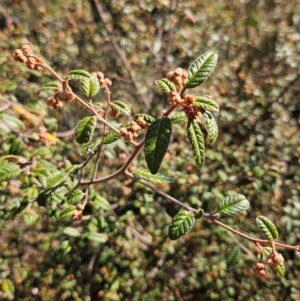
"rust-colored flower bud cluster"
58,90,75,102
13,45,44,70
167,67,188,86
254,261,266,277
96,72,112,87
71,203,84,221
119,118,148,142
267,252,284,269
47,96,64,110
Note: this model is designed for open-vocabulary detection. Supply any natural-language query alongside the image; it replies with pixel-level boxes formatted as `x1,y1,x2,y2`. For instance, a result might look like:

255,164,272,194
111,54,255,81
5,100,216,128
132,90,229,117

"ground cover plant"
1,1,300,300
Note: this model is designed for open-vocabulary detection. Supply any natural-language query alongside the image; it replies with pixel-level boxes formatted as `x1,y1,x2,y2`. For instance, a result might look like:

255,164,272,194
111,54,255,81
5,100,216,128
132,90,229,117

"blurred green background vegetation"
0,0,300,300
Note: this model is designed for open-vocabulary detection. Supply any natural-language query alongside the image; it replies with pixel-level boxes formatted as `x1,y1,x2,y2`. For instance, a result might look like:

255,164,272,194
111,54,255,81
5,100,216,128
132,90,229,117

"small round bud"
47,97,56,106
174,67,183,76
167,71,174,81
124,131,133,142
104,78,112,87
96,72,104,80
26,61,35,69
76,204,84,211
21,45,33,57
53,101,64,109
267,253,284,269
59,90,75,102
182,70,188,79
129,121,140,132
133,132,139,138
71,209,82,221
173,76,182,86
119,127,128,136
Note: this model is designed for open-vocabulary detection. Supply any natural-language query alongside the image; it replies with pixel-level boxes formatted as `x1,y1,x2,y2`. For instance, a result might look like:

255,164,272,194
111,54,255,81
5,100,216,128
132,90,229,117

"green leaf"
263,247,285,277
38,81,60,92
187,121,205,169
63,227,81,237
9,137,24,155
194,208,204,219
0,162,21,181
185,51,218,88
0,113,26,131
74,116,97,144
219,194,250,216
202,110,218,144
26,187,38,199
133,168,174,183
93,195,110,210
226,247,240,267
59,206,76,219
111,101,131,116
23,211,39,225
194,96,219,112
47,171,66,188
101,130,120,145
81,73,100,97
86,232,108,244
155,78,176,93
55,240,71,260
144,117,172,174
170,111,188,123
67,189,84,204
168,210,195,240
135,114,155,124
256,216,278,241
66,70,91,80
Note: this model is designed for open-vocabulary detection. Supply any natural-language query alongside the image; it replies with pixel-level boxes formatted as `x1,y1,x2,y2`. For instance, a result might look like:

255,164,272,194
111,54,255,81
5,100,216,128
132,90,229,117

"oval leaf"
0,162,21,181
74,116,97,144
67,189,84,204
93,195,110,211
185,52,218,88
81,74,100,98
66,70,91,80
144,117,172,174
219,194,249,216
63,227,81,237
47,171,66,188
155,78,176,93
133,168,174,183
86,232,108,244
170,111,188,123
202,110,218,144
168,210,195,240
59,206,76,219
187,121,205,169
194,96,219,112
256,216,278,241
111,101,131,116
